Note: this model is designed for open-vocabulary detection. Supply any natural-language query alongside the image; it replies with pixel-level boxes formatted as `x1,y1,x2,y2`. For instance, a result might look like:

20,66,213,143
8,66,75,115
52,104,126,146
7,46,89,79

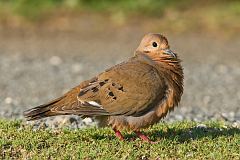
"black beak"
163,49,176,58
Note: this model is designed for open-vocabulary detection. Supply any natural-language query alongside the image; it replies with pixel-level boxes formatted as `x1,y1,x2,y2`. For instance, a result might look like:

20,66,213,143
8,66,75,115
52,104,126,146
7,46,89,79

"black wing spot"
108,91,114,97
99,82,105,86
91,87,99,92
118,86,124,91
112,83,116,86
104,79,109,82
113,97,117,100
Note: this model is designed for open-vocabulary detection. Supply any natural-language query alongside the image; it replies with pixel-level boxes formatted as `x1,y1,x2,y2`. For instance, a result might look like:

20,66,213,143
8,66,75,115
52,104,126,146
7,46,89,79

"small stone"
83,117,93,125
220,112,235,122
71,63,83,73
220,113,229,121
4,97,13,104
229,112,235,118
49,56,62,66
232,121,240,128
227,112,236,122
197,123,207,128
193,117,202,122
175,114,183,121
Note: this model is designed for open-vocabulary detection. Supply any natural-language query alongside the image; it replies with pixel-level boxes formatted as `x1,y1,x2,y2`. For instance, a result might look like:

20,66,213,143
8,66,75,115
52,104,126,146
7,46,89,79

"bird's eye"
152,42,158,47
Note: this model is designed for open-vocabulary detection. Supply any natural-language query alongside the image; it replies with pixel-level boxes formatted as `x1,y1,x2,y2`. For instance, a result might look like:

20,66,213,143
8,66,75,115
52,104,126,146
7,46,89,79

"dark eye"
152,42,158,47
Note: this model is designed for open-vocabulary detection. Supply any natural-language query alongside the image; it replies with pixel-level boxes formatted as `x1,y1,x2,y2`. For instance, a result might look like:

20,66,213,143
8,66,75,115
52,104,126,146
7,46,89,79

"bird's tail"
23,96,67,121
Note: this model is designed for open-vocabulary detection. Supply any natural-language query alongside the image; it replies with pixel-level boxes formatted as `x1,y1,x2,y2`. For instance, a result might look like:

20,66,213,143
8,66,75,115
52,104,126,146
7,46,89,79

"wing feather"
77,59,167,116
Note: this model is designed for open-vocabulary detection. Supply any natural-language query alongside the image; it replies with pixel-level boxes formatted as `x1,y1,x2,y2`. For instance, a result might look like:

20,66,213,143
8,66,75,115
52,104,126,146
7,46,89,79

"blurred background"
0,0,239,128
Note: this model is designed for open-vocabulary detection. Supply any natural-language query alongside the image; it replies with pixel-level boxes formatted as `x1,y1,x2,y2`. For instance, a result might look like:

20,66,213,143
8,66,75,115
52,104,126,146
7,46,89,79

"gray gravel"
0,29,239,129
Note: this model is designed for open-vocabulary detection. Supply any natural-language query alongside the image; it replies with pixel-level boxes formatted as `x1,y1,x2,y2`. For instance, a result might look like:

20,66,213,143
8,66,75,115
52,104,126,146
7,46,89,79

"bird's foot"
113,129,159,143
113,128,124,141
134,131,158,144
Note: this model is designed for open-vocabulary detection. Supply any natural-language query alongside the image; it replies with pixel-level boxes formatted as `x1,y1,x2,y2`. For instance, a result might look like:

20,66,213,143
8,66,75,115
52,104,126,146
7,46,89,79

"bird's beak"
163,49,176,58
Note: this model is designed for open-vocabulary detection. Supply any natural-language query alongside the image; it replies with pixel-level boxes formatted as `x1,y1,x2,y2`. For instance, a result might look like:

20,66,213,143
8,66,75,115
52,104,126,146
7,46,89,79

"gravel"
0,29,239,129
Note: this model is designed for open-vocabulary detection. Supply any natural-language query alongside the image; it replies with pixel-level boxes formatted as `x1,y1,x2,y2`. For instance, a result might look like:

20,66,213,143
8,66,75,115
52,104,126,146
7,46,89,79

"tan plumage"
24,33,184,142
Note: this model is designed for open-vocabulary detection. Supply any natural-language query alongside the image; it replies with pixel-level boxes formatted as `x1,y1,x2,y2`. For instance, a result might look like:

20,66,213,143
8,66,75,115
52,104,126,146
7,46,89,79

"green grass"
0,0,196,19
0,0,239,36
0,0,239,20
0,119,239,159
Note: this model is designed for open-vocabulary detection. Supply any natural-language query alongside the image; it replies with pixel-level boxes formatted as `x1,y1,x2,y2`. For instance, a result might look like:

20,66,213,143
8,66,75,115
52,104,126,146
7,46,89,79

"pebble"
220,112,236,122
4,97,13,104
71,63,83,73
175,114,183,121
83,117,97,127
49,56,62,66
232,121,240,128
196,124,207,129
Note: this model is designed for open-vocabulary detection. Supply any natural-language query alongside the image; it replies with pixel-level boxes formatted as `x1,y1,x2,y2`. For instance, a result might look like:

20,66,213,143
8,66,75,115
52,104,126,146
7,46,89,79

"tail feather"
23,97,65,120
24,96,111,121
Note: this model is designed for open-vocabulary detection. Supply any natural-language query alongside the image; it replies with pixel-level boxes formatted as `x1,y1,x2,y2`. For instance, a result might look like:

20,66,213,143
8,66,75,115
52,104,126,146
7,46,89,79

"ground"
0,27,239,127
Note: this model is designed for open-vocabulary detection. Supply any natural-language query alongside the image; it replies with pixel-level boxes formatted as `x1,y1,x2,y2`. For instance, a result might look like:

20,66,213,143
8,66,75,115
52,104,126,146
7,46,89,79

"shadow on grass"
91,126,240,143
149,126,240,143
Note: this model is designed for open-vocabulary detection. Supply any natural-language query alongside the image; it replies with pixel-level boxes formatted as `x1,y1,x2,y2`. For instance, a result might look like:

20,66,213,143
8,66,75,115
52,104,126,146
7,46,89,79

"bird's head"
135,33,177,59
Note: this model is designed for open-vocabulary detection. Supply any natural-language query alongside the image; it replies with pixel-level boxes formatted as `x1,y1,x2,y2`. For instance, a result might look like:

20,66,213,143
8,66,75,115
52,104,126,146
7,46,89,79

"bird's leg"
113,128,124,141
134,131,157,144
134,131,151,142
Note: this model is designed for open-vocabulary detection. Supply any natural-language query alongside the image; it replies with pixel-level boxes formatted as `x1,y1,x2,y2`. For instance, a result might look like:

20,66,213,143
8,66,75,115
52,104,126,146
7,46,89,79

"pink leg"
134,131,158,144
113,128,124,141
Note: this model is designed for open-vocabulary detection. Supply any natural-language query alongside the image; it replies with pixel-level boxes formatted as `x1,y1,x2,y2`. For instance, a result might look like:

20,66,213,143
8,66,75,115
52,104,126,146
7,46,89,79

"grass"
0,119,239,159
0,0,200,19
0,0,239,36
0,0,239,20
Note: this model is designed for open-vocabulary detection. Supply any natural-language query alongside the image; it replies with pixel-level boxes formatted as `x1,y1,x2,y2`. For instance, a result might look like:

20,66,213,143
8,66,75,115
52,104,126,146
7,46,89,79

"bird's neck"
153,57,184,118
150,55,183,108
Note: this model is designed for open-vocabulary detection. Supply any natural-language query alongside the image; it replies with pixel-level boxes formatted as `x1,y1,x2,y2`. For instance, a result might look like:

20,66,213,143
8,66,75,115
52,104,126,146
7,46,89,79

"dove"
24,33,184,143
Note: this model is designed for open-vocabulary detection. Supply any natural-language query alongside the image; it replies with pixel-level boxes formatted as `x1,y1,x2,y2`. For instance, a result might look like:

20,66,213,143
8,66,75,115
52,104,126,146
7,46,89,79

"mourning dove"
24,33,184,143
